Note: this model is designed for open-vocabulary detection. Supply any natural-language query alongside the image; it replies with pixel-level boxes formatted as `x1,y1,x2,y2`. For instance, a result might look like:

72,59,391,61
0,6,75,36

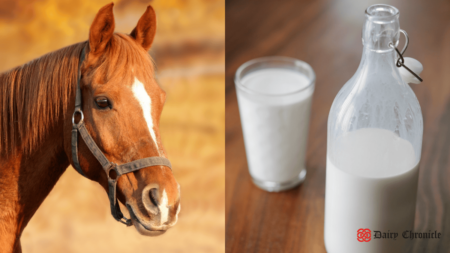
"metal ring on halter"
106,163,118,181
72,108,84,126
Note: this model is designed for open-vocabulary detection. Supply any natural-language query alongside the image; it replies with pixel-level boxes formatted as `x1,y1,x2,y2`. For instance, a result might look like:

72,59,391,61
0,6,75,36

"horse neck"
0,58,77,253
0,118,69,252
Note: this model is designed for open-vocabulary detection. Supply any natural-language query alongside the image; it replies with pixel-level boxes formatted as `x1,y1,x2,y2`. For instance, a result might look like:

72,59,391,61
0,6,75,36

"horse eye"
95,97,111,109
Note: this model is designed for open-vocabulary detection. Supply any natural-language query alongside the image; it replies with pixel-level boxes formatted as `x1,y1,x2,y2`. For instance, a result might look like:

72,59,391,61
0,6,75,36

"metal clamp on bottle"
389,29,423,83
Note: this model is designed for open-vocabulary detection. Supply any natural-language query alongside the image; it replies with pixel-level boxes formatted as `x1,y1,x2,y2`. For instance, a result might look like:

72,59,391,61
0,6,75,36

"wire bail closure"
390,29,423,83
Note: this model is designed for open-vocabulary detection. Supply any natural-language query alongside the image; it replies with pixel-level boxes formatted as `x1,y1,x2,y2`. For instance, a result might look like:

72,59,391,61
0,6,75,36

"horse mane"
0,34,155,156
0,42,85,155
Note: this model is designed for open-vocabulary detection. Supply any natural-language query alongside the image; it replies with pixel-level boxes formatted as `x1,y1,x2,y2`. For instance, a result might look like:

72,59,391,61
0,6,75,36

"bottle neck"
360,46,397,68
362,4,400,52
357,4,402,76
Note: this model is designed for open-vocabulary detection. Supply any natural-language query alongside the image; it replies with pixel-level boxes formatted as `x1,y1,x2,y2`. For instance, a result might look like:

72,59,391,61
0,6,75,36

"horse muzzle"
125,184,180,236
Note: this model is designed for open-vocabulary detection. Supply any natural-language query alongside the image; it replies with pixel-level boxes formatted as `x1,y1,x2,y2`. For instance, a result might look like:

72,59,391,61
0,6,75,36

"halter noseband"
71,47,172,226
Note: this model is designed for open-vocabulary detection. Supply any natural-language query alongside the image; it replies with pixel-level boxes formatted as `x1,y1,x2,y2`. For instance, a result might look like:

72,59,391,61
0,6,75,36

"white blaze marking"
160,189,169,223
131,77,159,152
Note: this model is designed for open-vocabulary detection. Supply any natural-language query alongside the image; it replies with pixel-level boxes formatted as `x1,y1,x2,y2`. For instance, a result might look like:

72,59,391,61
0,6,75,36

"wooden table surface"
225,0,450,252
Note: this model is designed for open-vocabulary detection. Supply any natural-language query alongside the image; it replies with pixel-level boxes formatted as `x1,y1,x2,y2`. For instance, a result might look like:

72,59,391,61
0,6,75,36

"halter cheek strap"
71,47,172,226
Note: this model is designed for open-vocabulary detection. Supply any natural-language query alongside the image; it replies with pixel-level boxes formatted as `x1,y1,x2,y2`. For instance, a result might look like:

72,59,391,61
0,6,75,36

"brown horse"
0,3,180,252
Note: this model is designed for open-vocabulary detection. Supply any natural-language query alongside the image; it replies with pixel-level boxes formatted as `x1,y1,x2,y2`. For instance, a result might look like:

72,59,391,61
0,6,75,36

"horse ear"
89,3,115,55
130,5,157,51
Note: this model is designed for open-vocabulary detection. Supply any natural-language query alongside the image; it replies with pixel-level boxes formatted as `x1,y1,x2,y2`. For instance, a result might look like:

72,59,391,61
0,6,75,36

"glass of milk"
235,57,315,192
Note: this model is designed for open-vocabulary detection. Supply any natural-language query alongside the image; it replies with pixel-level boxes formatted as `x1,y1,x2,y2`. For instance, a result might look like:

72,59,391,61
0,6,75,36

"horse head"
64,3,180,236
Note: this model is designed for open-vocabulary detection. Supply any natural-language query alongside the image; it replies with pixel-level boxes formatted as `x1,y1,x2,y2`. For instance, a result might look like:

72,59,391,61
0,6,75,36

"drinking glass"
235,56,315,192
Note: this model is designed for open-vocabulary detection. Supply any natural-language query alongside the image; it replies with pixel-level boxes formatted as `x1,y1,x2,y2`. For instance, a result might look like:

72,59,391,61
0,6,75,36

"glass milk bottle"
324,4,423,253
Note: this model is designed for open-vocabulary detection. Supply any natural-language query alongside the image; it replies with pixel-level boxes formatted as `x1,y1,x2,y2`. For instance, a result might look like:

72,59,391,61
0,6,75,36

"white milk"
236,68,313,183
324,128,419,253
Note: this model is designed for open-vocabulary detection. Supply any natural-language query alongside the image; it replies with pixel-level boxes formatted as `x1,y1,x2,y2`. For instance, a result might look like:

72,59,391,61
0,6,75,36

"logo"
357,228,371,242
356,228,442,242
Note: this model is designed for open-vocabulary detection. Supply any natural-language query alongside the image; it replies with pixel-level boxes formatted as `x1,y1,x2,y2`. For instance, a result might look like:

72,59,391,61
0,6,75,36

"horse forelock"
93,33,155,88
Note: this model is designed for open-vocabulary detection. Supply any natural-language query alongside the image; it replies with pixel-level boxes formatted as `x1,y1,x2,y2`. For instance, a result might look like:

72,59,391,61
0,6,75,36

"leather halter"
71,47,172,226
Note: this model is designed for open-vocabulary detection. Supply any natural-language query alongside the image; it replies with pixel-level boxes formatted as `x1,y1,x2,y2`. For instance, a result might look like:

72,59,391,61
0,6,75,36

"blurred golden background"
0,0,224,252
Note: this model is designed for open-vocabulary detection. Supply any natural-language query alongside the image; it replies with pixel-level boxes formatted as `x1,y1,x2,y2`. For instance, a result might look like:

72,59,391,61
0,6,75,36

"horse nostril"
149,188,159,206
142,185,160,215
